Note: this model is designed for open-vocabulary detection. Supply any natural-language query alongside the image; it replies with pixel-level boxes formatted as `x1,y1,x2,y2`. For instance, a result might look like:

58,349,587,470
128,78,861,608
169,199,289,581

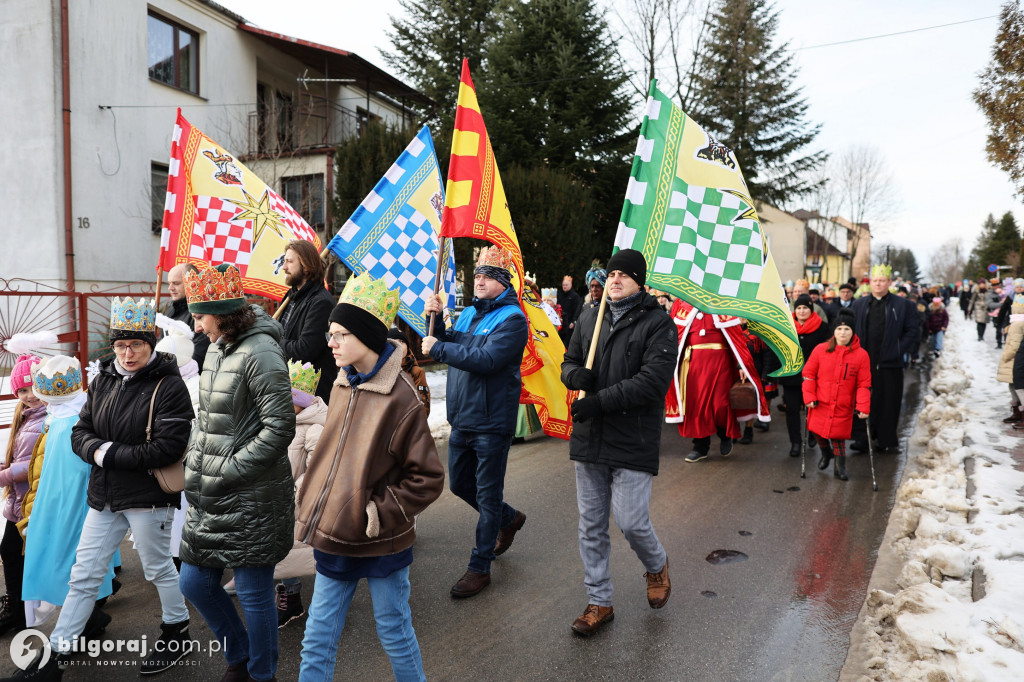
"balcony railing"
246,94,364,156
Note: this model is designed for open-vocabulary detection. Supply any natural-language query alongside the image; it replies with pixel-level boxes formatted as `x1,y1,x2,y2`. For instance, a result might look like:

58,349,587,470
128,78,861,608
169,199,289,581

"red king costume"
665,299,770,438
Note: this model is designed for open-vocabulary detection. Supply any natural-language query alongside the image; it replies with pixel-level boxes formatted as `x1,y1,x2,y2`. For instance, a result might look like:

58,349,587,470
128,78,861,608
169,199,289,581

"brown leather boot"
1005,405,1024,423
494,511,526,556
645,559,671,609
219,659,249,682
450,570,490,598
571,604,614,636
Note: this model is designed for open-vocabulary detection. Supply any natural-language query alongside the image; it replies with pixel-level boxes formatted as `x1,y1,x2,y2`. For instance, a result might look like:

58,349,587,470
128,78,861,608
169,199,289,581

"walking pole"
427,237,448,335
865,420,879,492
800,404,807,479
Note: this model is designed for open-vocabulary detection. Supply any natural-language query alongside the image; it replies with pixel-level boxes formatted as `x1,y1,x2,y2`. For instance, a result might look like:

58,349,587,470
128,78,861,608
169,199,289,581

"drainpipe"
61,0,75,292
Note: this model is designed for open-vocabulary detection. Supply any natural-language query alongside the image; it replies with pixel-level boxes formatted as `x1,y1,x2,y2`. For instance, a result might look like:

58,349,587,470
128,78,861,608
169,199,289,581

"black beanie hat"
109,328,157,350
606,249,647,287
835,307,856,330
839,282,855,292
793,294,813,311
329,303,387,355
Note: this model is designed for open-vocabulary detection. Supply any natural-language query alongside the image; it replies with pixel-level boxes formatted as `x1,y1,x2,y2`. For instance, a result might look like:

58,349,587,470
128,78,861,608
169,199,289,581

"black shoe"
81,606,111,642
140,620,191,674
684,450,708,463
849,441,868,454
719,438,733,456
776,403,787,414
817,451,832,470
276,584,305,629
0,648,64,681
0,596,26,637
738,426,753,444
94,577,121,609
806,434,817,448
752,420,769,432
834,457,849,481
789,442,801,457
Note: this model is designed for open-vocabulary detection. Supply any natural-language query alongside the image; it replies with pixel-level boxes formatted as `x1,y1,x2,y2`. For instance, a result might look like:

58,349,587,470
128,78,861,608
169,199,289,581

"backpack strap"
146,376,168,443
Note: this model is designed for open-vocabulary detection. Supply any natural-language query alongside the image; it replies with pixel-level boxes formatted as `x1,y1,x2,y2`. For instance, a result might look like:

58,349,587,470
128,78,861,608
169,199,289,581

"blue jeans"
447,428,518,573
299,567,424,682
931,330,944,352
51,506,187,652
575,462,666,607
179,563,277,681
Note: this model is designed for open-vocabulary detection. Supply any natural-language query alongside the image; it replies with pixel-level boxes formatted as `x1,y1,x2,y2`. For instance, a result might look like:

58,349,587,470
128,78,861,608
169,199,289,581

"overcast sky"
217,0,1021,279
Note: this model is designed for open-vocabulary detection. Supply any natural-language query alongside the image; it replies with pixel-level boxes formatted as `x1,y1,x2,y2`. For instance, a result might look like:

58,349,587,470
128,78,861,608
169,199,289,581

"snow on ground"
851,304,1024,680
426,366,449,441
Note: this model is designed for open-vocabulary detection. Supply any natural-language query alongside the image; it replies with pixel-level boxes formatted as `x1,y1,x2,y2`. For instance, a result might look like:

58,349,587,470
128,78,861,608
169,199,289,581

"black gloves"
569,368,598,392
571,396,602,422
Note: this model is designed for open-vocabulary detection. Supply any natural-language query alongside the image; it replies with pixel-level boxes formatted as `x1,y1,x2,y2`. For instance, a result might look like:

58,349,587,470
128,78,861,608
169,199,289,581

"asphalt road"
0,365,926,682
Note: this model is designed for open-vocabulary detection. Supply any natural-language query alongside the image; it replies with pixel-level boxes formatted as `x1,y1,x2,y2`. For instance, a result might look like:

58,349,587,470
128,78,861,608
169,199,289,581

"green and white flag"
614,80,801,376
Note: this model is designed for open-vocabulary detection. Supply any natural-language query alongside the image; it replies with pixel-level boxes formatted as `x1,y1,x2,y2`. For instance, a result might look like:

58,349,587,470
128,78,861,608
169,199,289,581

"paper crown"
185,264,246,314
110,297,156,332
338,273,400,329
32,355,84,403
871,264,893,279
288,359,321,396
1015,278,1024,288
476,246,515,272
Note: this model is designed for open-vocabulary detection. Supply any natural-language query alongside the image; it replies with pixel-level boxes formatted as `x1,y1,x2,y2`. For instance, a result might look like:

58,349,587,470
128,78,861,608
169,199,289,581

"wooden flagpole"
578,283,609,400
154,266,163,312
427,237,448,334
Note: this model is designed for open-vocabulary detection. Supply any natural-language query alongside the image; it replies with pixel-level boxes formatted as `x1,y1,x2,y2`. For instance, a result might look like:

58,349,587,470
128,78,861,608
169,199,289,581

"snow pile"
426,366,450,440
854,313,1024,680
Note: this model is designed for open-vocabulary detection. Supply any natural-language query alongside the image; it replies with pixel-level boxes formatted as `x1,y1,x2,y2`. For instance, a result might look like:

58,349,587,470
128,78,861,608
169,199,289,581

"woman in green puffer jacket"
178,263,296,682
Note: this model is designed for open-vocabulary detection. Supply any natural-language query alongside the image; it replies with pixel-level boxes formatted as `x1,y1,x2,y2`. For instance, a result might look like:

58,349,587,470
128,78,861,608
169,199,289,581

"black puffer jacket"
561,293,677,475
279,279,337,403
72,351,194,512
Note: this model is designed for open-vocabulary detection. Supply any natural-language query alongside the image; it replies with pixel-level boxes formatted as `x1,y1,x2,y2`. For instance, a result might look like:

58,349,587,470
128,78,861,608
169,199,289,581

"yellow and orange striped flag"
441,59,525,296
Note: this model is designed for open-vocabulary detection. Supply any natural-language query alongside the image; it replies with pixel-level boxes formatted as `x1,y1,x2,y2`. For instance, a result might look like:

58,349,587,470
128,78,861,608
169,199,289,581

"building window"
282,175,325,233
151,163,169,235
356,107,380,136
148,12,198,94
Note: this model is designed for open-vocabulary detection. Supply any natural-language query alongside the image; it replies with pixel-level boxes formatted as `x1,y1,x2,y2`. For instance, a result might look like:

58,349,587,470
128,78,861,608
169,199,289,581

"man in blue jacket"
423,246,529,598
850,264,921,454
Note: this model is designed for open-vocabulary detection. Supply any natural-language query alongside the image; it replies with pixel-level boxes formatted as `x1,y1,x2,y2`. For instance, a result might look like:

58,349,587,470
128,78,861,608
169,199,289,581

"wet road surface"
0,367,926,681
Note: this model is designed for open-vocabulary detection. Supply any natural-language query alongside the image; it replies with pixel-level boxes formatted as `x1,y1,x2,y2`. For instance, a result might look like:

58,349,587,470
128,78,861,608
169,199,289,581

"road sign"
988,264,999,273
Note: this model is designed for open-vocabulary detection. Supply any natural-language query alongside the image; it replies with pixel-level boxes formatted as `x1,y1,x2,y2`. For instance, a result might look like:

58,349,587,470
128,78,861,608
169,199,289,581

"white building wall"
1,0,65,287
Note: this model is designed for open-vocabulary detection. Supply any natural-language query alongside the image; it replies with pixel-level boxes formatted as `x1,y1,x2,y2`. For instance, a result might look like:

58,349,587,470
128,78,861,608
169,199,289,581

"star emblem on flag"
229,190,286,244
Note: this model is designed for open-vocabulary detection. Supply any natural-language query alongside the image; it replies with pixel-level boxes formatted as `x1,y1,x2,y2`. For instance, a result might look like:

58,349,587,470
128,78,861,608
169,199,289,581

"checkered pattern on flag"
326,126,456,338
614,81,802,376
158,109,321,300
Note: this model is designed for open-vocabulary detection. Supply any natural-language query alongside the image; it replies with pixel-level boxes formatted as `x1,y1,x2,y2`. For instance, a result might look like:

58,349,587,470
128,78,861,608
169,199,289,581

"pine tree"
966,213,999,279
331,121,415,232
973,2,1024,198
688,0,826,206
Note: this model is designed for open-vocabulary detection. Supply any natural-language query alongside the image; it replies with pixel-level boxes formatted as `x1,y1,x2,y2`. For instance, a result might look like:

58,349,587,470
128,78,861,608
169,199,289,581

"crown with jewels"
32,355,83,402
288,359,321,396
185,263,246,314
871,264,893,279
476,246,515,272
338,273,400,329
110,297,156,332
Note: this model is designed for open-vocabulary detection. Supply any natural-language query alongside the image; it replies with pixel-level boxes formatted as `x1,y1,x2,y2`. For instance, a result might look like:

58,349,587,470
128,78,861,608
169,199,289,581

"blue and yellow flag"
614,81,801,376
327,126,456,337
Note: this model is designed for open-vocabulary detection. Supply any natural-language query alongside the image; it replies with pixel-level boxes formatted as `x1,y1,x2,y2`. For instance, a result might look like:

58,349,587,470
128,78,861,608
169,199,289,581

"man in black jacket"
557,275,583,347
850,264,920,454
164,263,211,369
561,249,676,637
279,240,337,403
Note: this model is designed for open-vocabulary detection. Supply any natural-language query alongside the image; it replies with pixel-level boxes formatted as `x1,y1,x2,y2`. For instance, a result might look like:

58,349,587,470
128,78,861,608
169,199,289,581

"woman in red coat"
802,308,871,481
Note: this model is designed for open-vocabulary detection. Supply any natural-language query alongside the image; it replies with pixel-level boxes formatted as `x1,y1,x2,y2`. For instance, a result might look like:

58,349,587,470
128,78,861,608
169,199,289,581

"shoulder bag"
147,376,186,494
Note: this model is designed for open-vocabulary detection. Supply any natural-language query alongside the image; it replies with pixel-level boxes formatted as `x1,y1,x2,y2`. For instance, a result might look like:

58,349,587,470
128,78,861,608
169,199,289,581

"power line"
796,14,998,51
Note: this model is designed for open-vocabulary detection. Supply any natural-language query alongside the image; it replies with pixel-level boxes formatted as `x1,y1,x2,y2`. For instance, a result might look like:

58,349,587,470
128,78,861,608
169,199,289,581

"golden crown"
185,264,245,307
288,359,321,396
476,246,515,272
338,273,400,329
110,297,156,332
871,264,893,279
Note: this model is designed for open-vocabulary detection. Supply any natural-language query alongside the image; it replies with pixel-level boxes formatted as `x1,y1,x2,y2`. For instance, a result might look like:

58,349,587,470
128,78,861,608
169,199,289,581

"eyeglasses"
325,331,351,345
112,341,147,354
